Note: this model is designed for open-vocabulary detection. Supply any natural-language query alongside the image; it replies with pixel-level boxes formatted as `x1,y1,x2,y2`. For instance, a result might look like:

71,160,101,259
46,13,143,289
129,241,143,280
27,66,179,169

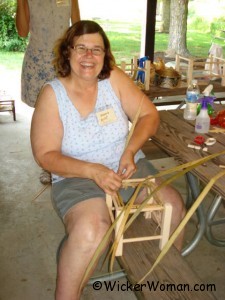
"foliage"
0,0,28,51
188,16,211,33
97,20,142,61
210,17,225,38
1,28,225,70
0,2,225,65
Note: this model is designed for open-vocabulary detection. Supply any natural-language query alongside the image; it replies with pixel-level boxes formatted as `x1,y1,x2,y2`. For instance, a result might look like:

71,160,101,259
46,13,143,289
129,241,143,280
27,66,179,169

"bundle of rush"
154,58,166,72
155,62,181,89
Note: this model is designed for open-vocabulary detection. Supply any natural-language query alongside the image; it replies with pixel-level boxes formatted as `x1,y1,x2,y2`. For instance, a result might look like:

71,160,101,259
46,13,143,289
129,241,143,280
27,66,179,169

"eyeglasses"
70,45,105,56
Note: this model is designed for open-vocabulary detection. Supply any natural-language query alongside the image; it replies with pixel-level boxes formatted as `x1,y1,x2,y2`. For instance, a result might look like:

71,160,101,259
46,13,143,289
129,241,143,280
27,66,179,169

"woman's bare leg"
55,197,111,300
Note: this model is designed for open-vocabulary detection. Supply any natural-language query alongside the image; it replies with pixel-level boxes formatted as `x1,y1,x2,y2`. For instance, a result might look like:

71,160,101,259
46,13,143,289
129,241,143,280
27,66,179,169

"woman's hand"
117,149,137,180
89,163,123,195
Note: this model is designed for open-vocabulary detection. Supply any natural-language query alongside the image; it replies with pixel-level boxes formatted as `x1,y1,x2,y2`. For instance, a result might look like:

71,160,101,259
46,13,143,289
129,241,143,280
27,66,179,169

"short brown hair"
53,20,115,79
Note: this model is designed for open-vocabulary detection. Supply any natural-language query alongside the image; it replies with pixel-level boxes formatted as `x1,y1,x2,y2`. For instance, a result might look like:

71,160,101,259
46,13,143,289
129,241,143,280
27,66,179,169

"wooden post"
120,61,126,73
145,0,157,62
175,54,180,72
221,61,225,86
144,60,151,91
187,58,194,85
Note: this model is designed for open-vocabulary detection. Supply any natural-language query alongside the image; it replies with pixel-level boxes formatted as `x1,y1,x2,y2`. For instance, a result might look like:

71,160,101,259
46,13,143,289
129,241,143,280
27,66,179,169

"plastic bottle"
195,99,210,133
197,84,215,116
183,79,200,120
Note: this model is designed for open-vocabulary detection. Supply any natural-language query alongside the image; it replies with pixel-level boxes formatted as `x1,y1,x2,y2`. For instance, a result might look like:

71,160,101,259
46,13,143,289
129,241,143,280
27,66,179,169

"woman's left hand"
117,149,136,179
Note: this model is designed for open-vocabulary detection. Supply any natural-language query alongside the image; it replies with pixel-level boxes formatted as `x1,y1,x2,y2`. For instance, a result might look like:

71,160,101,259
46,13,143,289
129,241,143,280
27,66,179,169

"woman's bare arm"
30,84,122,194
110,66,159,155
71,0,80,24
16,0,30,37
110,66,160,178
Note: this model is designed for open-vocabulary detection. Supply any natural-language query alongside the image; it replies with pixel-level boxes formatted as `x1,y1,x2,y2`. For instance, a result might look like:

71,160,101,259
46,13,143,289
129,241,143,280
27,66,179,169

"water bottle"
183,79,200,120
195,99,210,133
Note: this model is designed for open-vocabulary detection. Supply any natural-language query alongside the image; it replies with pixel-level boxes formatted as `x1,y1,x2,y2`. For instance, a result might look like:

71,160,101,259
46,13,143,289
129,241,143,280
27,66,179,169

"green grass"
186,30,225,57
1,21,225,69
0,51,24,70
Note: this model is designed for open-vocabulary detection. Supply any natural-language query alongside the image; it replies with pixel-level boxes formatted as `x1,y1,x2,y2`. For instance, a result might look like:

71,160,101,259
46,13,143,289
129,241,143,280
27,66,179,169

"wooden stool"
0,100,16,121
175,53,225,86
106,178,172,256
0,90,16,122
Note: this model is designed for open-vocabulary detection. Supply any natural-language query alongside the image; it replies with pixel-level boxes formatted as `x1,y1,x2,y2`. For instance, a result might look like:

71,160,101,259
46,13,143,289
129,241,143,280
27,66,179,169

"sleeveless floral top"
47,78,145,183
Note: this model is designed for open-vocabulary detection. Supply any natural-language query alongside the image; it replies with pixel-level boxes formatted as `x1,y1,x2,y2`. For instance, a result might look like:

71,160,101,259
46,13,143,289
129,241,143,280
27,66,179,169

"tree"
161,0,170,33
167,0,190,56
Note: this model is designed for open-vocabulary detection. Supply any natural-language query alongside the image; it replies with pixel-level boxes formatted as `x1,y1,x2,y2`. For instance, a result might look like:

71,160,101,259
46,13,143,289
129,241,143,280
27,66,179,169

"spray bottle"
197,84,216,116
195,99,210,133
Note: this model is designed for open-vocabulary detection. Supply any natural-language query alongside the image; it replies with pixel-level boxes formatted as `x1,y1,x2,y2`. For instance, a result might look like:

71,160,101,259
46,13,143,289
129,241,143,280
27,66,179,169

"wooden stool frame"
175,54,225,86
106,178,172,256
118,56,151,91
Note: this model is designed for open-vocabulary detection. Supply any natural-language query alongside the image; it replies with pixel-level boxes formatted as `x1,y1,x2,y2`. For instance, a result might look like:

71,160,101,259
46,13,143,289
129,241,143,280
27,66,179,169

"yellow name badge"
96,108,117,126
56,0,69,7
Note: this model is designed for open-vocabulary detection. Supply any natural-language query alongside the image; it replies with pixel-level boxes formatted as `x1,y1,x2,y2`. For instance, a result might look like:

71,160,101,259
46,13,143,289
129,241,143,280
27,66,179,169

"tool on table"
187,136,216,151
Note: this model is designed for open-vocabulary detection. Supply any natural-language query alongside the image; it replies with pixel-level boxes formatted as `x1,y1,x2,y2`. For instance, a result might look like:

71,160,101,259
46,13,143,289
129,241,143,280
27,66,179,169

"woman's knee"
155,181,185,211
66,212,111,251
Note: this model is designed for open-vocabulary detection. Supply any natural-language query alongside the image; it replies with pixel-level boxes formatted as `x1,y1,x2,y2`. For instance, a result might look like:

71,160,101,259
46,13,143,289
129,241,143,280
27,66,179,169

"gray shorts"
51,158,158,220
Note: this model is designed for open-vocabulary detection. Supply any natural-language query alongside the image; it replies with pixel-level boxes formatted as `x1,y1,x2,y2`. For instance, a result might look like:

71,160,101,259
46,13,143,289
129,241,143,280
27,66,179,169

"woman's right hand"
89,163,123,195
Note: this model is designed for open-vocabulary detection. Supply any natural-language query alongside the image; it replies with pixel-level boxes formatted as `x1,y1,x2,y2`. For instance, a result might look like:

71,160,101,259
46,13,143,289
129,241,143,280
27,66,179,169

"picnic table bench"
117,214,216,299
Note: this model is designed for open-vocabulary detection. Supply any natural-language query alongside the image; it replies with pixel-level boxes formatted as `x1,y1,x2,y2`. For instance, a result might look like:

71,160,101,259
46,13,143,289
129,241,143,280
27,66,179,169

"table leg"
205,195,225,247
181,172,206,256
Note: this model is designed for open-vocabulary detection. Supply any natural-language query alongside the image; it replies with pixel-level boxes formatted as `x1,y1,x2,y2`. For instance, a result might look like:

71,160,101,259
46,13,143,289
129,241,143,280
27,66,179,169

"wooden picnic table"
117,104,225,299
151,103,225,254
145,81,225,106
151,104,225,198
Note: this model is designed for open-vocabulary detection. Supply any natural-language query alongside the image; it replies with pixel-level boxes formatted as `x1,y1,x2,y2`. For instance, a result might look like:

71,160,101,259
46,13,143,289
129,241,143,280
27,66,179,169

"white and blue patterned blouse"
48,78,145,183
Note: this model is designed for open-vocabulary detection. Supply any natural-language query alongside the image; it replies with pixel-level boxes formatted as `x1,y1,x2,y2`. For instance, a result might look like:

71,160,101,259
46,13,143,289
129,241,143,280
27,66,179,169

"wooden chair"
106,178,172,256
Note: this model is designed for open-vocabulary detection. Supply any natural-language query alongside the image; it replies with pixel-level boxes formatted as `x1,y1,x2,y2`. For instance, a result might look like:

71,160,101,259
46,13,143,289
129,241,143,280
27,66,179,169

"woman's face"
69,33,105,81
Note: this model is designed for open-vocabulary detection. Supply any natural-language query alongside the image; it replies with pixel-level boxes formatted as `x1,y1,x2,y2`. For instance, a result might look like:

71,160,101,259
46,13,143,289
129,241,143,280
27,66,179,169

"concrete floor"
0,97,225,299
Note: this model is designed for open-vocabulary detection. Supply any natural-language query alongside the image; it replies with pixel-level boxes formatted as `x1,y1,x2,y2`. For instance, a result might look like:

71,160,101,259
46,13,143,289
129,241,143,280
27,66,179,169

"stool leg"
159,202,173,250
115,209,124,256
106,194,114,222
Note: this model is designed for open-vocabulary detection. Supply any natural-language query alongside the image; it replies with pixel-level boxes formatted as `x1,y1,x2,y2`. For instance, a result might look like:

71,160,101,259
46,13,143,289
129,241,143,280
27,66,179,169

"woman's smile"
80,61,96,69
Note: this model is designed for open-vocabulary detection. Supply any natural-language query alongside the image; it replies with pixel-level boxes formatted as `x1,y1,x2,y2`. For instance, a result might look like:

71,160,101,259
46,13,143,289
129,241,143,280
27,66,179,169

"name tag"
96,108,117,126
56,0,69,7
